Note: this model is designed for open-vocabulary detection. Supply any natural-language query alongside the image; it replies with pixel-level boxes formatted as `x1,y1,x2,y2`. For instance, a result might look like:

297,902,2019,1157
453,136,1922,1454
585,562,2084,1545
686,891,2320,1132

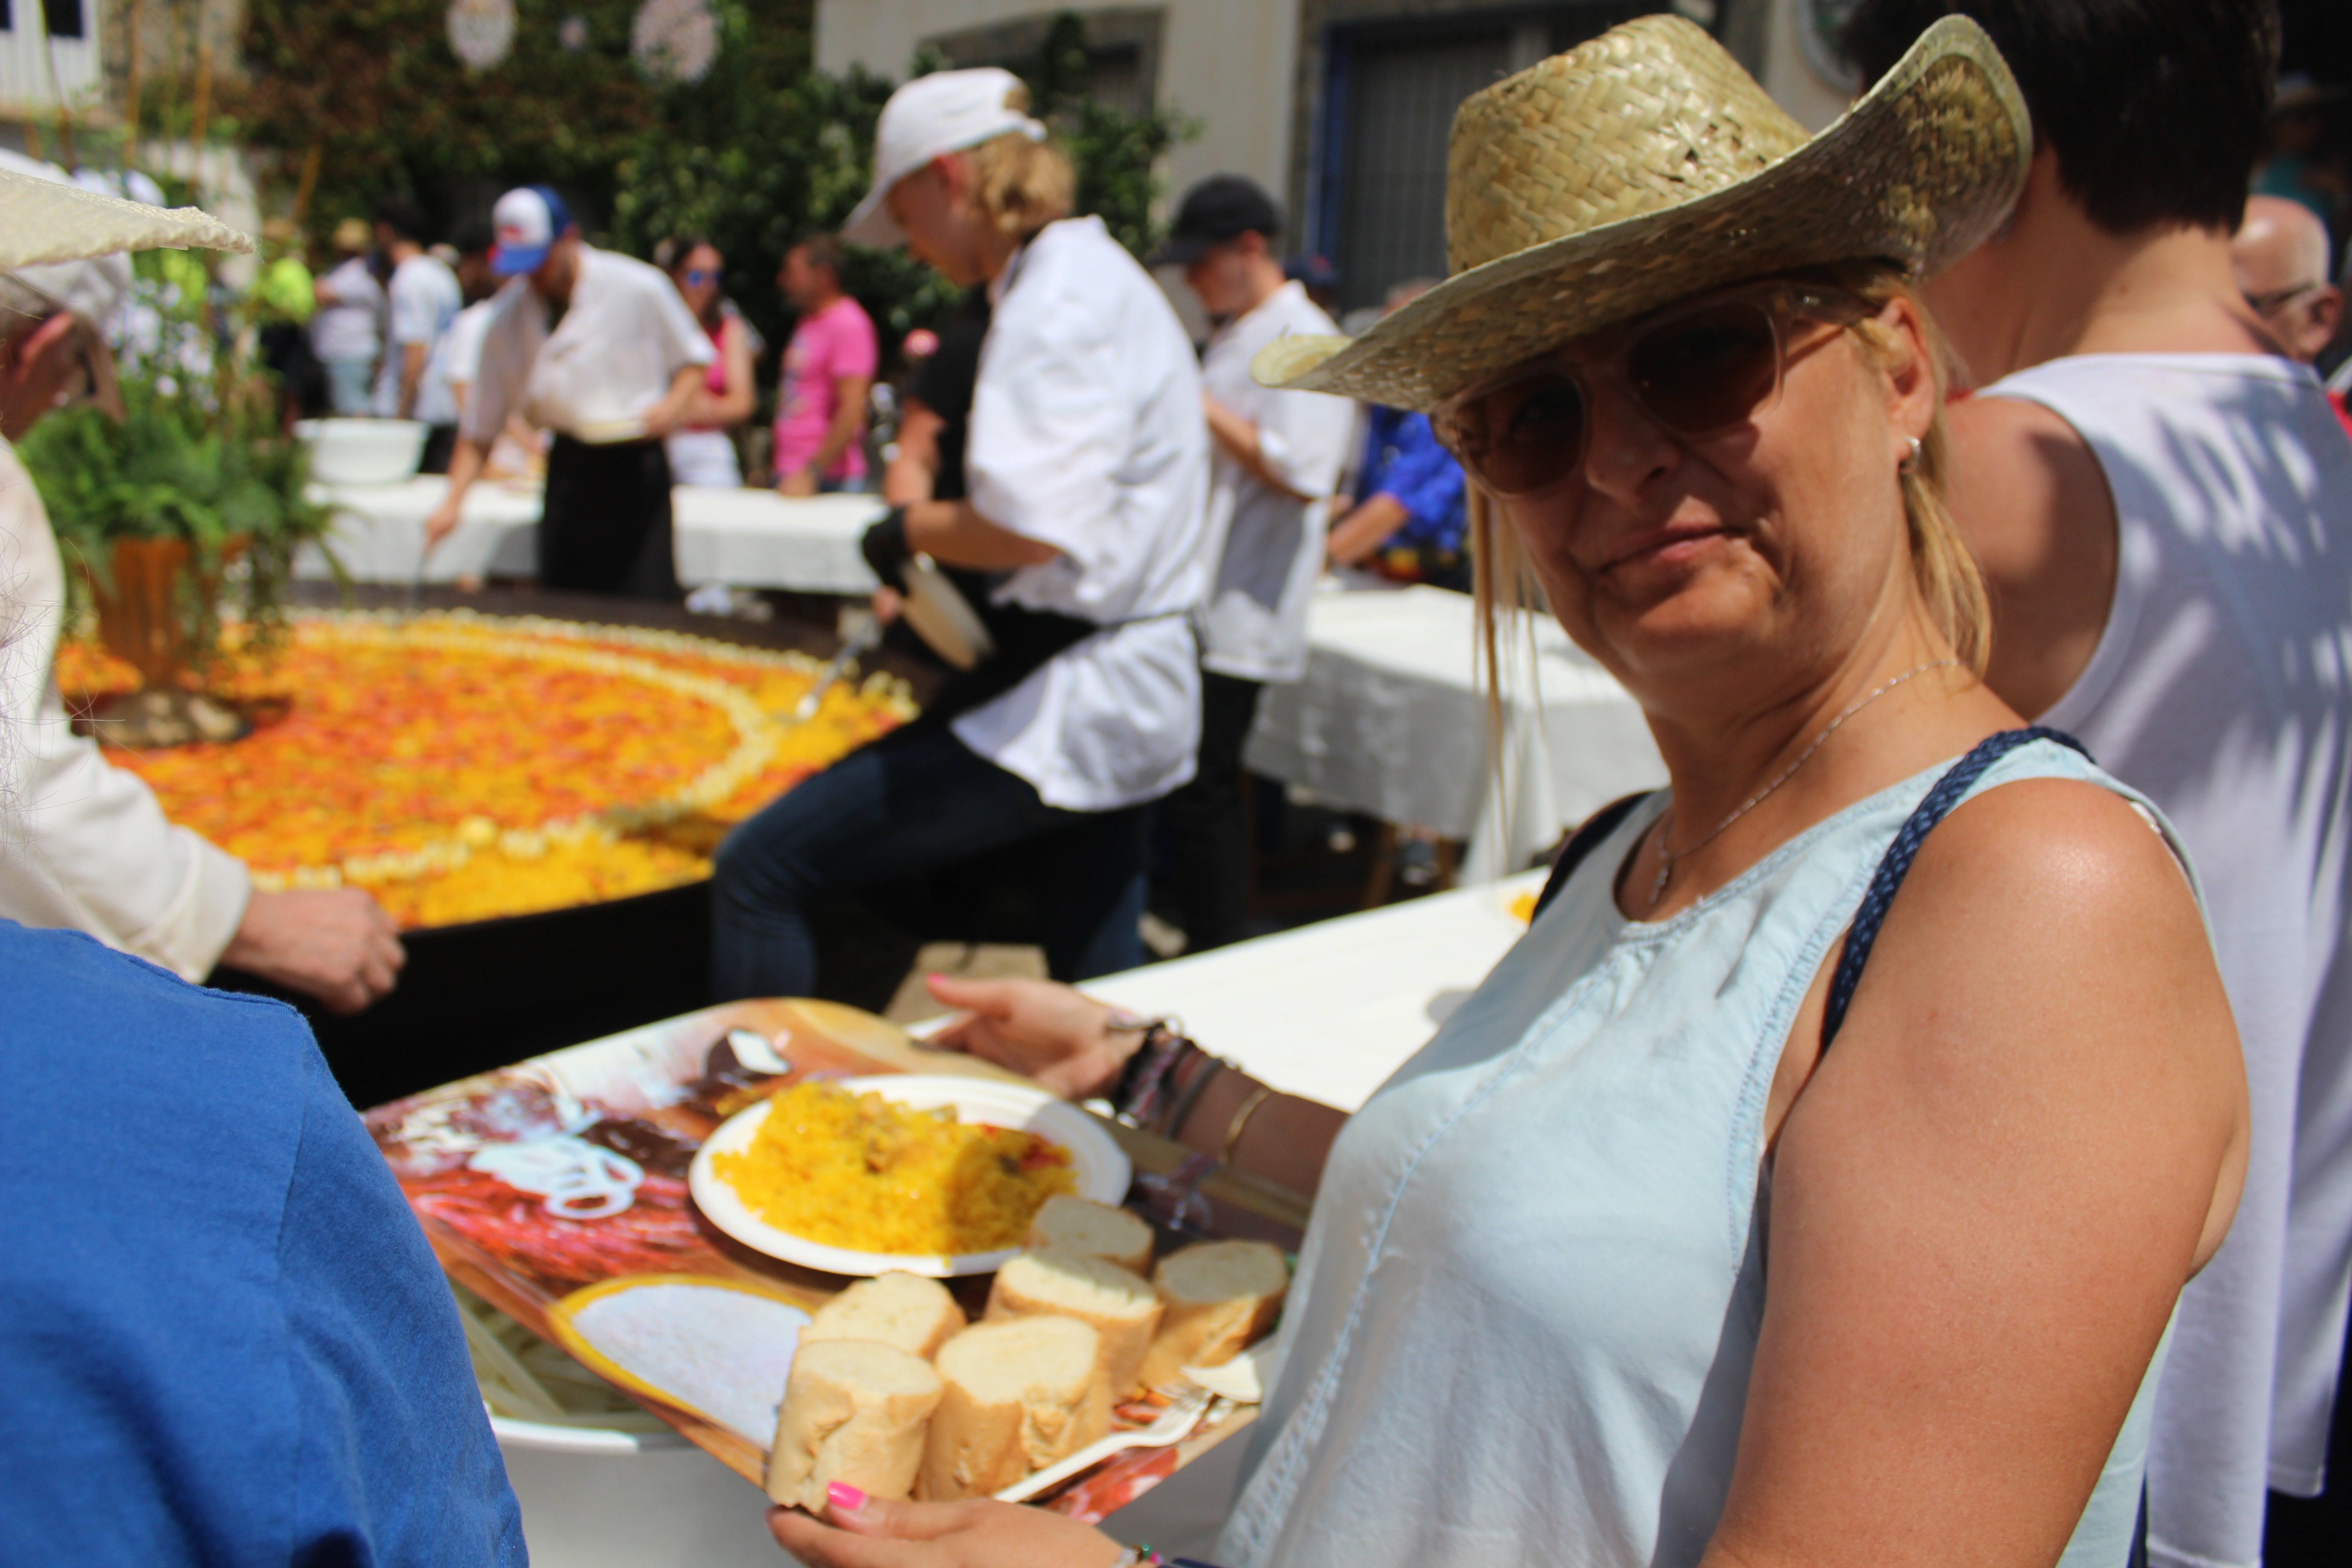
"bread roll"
802,1271,966,1360
919,1316,1110,1500
1137,1240,1289,1391
767,1338,943,1511
985,1246,1162,1396
1023,1195,1154,1275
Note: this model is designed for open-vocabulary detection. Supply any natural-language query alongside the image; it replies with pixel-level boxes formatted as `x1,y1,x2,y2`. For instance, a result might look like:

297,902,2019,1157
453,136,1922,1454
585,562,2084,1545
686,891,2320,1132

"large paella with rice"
54,609,915,928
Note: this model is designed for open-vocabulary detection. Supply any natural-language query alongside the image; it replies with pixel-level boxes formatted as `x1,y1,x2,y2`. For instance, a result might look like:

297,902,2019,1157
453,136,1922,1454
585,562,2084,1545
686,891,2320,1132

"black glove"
859,506,912,593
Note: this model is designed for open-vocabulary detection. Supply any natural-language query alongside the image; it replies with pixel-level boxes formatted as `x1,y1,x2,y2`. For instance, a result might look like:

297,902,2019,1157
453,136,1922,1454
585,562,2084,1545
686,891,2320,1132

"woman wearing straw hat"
0,168,407,1017
771,18,2248,1568
0,170,522,1565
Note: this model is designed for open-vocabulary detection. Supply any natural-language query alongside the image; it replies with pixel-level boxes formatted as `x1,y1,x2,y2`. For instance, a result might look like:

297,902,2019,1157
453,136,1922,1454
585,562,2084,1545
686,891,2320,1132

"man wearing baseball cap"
711,69,1212,1011
1151,174,1353,953
423,185,712,597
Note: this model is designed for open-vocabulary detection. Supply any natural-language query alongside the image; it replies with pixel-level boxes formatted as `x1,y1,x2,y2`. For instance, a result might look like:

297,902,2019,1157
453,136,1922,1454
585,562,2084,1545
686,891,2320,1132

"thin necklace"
1649,659,1960,908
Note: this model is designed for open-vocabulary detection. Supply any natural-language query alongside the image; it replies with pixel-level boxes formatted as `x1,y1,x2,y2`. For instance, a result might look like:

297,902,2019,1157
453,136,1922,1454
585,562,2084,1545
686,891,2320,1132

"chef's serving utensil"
787,610,883,724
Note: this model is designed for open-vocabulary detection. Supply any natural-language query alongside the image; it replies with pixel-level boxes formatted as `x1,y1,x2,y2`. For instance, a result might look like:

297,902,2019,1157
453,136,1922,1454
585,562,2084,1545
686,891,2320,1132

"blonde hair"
1474,260,1991,732
960,103,1075,238
1829,259,1990,677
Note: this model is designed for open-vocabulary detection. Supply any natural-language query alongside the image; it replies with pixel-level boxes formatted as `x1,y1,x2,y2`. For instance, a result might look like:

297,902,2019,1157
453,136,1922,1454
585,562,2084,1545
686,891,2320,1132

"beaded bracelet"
1158,1048,1228,1143
1109,1018,1192,1130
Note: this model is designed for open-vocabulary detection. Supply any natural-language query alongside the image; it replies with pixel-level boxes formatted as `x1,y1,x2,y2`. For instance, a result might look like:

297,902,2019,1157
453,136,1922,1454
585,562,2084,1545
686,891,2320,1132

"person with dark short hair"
773,232,877,496
372,196,462,470
1153,175,1354,953
1842,6,2352,1566
423,186,712,597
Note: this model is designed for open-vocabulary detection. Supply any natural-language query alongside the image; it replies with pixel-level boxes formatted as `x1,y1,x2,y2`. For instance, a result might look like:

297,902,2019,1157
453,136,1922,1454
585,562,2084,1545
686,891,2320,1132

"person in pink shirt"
772,234,877,494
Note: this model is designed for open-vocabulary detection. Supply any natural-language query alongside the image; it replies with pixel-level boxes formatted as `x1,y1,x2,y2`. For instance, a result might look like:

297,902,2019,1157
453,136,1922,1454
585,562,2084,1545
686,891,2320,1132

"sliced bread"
919,1315,1110,1500
1023,1194,1155,1275
1137,1240,1289,1391
766,1338,943,1511
801,1270,966,1360
985,1245,1162,1396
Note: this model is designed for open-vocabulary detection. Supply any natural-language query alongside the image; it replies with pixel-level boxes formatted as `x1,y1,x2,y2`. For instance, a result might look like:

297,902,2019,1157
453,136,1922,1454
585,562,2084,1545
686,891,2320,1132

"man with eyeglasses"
2233,194,2349,438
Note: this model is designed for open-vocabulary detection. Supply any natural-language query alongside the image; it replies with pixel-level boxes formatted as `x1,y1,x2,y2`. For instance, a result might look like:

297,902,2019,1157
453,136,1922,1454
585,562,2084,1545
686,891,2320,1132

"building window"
1316,4,1654,316
44,0,83,39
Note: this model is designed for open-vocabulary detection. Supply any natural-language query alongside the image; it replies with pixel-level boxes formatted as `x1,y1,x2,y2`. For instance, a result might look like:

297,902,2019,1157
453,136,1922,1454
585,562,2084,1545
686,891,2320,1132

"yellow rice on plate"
712,1080,1078,1256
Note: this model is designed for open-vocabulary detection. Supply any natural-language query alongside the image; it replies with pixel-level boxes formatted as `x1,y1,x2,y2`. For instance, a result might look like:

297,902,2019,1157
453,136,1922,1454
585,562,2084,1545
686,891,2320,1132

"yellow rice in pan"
713,1080,1078,1256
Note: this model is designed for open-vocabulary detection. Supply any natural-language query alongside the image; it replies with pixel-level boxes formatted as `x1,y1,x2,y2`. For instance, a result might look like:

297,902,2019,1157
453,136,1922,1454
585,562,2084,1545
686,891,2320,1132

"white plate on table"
688,1075,1131,1278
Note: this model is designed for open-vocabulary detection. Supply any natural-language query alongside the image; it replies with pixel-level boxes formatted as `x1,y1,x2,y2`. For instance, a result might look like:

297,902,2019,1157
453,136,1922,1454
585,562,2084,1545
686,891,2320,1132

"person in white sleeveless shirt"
1844,7,2352,1566
768,20,2248,1568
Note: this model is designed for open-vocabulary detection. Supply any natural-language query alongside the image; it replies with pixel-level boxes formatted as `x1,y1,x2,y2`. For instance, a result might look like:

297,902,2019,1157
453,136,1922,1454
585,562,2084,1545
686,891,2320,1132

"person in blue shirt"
0,920,525,1567
1325,403,1471,591
1324,279,1472,592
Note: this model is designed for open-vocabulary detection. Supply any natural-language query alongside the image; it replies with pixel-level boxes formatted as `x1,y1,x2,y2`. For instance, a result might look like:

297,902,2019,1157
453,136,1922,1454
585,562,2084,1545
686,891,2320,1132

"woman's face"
1496,289,1937,719
888,160,973,285
674,244,723,318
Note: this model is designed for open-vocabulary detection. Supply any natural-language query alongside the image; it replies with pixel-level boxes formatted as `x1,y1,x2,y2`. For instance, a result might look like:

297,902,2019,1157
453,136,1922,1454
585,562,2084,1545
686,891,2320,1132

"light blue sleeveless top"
1220,738,2186,1568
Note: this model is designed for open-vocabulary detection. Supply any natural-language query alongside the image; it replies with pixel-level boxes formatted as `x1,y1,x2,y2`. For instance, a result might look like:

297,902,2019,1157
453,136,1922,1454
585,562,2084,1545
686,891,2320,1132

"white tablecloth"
1246,583,1665,882
297,478,886,594
1085,869,1545,1113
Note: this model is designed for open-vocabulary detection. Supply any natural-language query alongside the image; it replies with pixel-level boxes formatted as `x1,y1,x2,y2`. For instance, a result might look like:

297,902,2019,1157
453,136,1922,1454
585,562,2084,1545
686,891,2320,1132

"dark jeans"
1158,671,1264,953
542,435,678,598
710,721,1148,1000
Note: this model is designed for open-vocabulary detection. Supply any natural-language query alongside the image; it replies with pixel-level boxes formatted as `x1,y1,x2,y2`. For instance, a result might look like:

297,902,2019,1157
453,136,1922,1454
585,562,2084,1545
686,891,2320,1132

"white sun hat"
842,67,1046,248
0,162,250,276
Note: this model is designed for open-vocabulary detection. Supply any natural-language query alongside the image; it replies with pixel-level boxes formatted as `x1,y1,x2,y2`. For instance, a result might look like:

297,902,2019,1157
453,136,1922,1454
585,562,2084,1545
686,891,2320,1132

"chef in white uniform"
424,186,711,598
1154,174,1354,952
708,68,1211,999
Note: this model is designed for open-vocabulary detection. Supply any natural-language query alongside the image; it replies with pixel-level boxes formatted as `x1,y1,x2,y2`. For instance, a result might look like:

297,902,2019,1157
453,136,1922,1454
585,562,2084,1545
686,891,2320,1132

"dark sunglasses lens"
1628,301,1780,436
1446,372,1586,495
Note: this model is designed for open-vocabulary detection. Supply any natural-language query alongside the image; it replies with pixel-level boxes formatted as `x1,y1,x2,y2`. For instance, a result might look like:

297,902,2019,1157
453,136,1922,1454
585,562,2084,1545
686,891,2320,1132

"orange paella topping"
54,612,914,929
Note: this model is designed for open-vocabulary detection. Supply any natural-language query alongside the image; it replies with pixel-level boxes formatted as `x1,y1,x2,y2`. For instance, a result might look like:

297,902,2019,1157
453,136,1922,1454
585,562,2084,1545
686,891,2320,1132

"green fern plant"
19,377,338,668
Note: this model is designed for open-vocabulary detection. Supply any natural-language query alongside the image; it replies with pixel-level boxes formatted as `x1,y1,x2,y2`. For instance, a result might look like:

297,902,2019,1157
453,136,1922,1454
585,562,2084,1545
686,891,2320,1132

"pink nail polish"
826,1481,868,1514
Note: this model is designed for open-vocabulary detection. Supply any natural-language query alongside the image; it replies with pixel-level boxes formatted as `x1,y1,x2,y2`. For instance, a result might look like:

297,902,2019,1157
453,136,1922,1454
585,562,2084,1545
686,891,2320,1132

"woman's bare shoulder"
1838,768,2242,1147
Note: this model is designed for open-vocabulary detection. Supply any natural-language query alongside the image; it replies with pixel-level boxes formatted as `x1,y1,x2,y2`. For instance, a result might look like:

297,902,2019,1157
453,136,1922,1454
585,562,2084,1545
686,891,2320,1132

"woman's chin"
1589,590,1784,686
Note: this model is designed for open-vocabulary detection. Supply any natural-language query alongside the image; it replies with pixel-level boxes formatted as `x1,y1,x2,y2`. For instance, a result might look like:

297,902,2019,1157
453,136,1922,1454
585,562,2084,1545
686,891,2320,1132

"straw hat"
1253,14,2028,412
0,165,249,276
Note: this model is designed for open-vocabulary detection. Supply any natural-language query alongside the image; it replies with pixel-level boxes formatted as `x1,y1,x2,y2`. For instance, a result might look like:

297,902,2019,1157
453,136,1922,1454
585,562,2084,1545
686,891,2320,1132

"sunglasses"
682,268,720,287
1432,280,1879,498
2244,282,2321,317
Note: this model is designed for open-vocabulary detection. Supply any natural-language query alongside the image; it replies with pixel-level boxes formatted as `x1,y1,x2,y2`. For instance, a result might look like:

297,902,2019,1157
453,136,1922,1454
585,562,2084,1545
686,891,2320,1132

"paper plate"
544,1274,813,1444
688,1075,1131,1278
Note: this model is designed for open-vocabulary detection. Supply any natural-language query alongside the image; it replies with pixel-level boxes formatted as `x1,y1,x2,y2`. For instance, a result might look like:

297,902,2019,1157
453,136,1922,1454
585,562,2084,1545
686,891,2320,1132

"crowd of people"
5,1,2352,1566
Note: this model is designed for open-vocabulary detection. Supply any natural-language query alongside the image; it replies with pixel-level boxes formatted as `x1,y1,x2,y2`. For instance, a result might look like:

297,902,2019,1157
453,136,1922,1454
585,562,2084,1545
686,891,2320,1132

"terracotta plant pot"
83,534,250,690
88,536,195,689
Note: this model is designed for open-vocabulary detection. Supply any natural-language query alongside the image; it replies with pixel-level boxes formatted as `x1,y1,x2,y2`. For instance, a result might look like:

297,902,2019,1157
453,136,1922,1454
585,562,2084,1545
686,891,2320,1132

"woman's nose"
1580,378,1679,500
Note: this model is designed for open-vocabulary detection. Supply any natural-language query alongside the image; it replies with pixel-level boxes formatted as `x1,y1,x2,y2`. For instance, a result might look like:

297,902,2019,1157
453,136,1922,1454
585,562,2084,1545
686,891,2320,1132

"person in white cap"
708,67,1211,999
0,158,407,1016
423,185,712,597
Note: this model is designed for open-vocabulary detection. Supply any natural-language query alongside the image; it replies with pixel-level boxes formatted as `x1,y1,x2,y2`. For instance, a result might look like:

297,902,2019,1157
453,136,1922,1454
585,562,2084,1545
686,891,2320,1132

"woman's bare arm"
681,315,756,428
1705,778,2246,1568
883,401,944,506
925,975,1348,1194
